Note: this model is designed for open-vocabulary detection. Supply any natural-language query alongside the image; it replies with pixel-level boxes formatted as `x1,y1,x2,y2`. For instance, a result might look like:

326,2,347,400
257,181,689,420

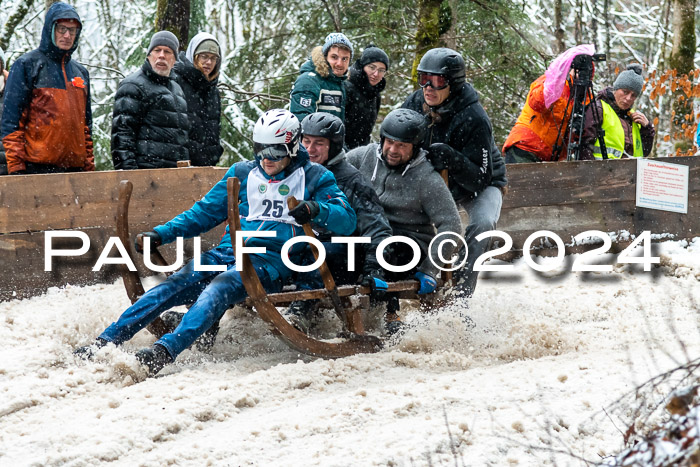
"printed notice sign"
636,159,689,214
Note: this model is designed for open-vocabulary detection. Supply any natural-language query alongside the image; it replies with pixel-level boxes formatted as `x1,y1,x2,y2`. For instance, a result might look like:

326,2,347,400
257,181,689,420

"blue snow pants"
99,246,281,359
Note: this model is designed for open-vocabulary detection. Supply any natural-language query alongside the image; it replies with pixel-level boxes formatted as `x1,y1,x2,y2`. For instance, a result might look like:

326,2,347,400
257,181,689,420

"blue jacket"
154,147,356,280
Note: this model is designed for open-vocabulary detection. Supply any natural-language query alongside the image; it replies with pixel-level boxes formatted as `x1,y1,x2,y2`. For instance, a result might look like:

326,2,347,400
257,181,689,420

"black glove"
289,200,320,225
135,231,162,253
427,143,458,171
361,269,389,301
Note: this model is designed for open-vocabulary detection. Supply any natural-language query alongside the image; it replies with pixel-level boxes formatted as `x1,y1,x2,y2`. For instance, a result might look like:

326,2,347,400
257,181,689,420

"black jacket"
319,150,393,274
111,59,189,170
402,83,507,202
174,52,223,166
343,62,385,149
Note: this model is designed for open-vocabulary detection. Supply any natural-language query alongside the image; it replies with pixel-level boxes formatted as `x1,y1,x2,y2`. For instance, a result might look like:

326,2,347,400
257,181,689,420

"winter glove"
361,270,389,301
415,271,437,295
427,143,459,171
289,200,320,225
135,231,162,254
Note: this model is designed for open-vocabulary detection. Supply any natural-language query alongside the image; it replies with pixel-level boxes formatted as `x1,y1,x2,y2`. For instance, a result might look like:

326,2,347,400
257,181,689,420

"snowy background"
1,238,699,466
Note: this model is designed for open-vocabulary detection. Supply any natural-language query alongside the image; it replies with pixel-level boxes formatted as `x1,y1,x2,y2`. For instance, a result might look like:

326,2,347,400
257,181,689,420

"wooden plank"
0,167,227,233
1,156,698,301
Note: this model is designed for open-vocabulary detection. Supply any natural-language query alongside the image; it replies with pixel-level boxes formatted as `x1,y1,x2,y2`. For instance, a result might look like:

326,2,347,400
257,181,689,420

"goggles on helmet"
418,72,449,90
253,142,290,161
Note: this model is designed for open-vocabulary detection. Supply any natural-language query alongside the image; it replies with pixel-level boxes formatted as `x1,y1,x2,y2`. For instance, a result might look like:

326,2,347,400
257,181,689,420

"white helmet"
252,109,301,160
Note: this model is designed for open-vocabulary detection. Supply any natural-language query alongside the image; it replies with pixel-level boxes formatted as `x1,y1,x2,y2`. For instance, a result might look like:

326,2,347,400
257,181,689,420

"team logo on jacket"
258,184,267,193
300,97,312,107
278,184,290,196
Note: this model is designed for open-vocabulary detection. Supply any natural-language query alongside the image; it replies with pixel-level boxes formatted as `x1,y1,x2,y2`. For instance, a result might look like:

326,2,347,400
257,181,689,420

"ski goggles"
254,143,290,161
418,72,449,90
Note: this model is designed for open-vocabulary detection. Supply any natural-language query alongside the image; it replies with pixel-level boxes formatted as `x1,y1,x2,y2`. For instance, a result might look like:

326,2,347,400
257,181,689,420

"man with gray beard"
111,31,189,170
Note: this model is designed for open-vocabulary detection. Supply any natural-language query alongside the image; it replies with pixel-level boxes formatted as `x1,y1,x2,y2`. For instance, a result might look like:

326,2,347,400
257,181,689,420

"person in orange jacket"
502,73,573,163
1,2,94,175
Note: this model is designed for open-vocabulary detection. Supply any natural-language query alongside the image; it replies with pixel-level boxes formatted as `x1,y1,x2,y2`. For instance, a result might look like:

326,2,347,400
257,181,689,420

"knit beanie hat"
147,31,179,55
358,44,390,70
322,32,353,58
194,39,220,57
613,64,644,95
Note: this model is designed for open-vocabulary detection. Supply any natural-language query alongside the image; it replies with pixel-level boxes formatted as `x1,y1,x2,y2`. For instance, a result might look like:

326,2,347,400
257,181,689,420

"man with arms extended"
111,31,189,169
289,32,353,123
76,110,356,377
1,2,94,174
347,109,462,333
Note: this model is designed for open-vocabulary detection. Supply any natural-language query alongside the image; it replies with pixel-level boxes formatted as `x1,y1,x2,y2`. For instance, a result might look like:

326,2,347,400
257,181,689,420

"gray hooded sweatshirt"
346,143,462,278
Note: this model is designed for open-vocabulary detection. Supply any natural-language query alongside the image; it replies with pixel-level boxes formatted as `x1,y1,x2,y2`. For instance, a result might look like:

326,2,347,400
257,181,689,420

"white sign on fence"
636,158,689,214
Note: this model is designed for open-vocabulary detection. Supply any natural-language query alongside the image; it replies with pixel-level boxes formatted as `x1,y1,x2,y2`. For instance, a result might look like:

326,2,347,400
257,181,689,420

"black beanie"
358,44,390,70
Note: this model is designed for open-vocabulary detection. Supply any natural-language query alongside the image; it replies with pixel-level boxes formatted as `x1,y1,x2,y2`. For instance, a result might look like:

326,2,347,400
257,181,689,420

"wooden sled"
115,177,439,358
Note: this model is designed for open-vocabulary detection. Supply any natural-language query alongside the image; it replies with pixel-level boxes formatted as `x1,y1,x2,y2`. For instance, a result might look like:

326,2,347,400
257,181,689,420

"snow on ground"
1,238,699,466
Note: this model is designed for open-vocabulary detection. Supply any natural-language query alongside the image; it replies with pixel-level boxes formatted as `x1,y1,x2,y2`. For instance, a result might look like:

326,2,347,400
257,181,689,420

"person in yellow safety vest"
581,64,655,160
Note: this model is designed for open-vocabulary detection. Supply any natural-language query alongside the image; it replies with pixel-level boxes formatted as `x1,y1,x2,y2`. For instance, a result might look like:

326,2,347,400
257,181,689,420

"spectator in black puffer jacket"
343,45,389,149
0,46,8,175
174,33,223,166
111,31,189,170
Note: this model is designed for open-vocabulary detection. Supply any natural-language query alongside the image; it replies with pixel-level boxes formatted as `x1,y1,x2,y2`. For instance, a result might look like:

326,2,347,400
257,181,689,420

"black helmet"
380,109,427,146
301,113,345,159
417,47,466,87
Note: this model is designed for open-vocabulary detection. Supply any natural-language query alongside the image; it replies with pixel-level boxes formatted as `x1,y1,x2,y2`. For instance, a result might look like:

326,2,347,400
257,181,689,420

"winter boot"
384,311,404,336
135,343,173,377
384,295,404,336
74,337,108,360
285,300,316,334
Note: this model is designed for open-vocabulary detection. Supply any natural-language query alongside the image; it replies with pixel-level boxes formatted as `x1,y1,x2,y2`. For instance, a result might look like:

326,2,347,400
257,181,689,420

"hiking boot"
74,337,108,360
385,311,404,336
285,300,315,334
194,319,220,353
135,343,173,377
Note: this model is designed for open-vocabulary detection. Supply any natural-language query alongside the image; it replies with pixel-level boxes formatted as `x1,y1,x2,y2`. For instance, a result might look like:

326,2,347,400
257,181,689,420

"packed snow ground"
1,239,699,466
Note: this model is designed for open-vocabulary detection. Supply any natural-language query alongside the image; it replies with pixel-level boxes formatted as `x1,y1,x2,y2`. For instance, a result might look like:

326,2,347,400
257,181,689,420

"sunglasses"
418,73,449,90
254,143,289,161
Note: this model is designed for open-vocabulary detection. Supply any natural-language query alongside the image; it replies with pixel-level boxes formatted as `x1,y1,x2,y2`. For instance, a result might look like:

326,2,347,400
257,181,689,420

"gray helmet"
417,47,466,87
380,109,427,146
301,113,345,159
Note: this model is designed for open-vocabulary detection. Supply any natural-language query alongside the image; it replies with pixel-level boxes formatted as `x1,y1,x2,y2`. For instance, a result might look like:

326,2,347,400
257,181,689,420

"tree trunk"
155,0,191,51
411,0,452,83
553,0,565,54
0,0,36,51
668,0,696,149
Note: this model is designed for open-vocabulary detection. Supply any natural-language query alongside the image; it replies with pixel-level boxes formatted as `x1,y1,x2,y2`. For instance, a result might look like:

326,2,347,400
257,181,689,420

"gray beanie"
321,32,353,58
613,63,644,95
147,31,179,55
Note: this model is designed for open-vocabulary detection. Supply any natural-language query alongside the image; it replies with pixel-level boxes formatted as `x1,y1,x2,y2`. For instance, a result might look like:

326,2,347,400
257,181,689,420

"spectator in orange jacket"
1,2,94,174
502,73,573,163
